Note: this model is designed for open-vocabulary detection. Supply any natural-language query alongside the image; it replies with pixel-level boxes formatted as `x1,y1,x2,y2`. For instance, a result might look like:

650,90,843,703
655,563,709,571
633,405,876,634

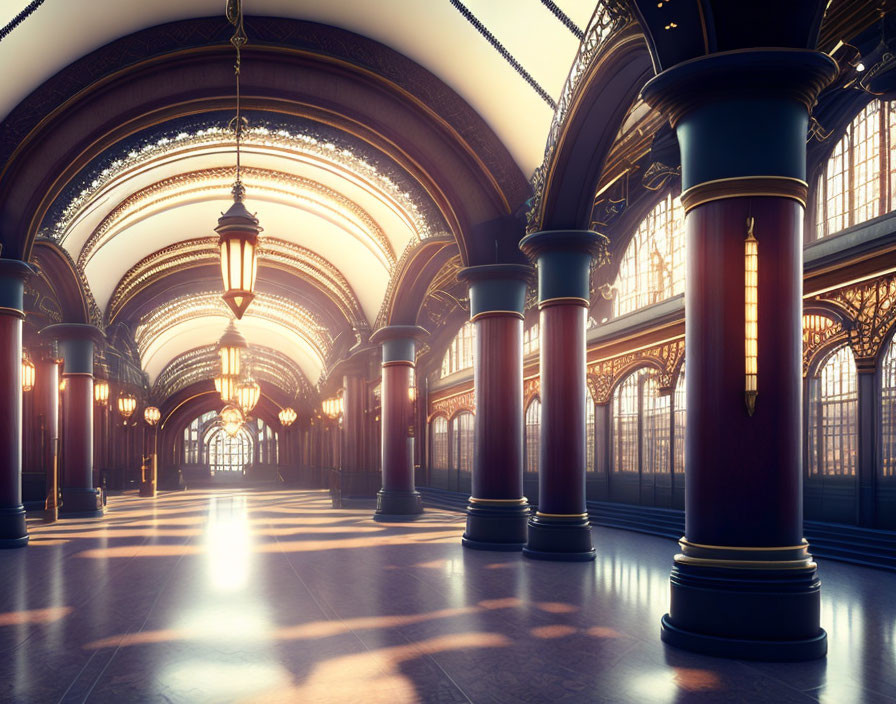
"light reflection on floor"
0,488,893,703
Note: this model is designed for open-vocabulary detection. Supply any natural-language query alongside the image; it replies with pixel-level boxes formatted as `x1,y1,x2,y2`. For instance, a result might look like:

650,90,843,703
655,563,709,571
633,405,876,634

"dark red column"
370,325,426,520
458,264,532,550
341,373,375,497
42,324,105,518
519,231,608,561
642,49,837,660
33,352,60,521
0,259,34,547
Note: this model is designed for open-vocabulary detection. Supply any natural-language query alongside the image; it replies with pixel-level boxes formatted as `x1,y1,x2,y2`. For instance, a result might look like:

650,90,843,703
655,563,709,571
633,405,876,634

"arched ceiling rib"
136,292,332,385
108,237,365,329
152,344,312,403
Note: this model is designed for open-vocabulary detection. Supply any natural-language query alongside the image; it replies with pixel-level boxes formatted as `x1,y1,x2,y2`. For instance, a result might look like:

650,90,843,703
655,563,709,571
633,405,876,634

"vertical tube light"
744,216,758,416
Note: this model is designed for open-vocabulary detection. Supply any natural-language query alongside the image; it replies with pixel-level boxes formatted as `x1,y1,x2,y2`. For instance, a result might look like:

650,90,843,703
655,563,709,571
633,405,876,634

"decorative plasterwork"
429,388,476,420
802,313,848,376
107,236,365,328
814,273,896,369
527,1,632,232
42,120,448,245
152,343,311,403
134,291,332,363
524,376,541,406
587,338,684,404
77,166,396,271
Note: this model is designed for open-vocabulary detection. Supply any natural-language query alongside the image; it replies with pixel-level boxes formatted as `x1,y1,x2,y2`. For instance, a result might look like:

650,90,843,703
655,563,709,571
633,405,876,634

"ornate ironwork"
587,338,684,404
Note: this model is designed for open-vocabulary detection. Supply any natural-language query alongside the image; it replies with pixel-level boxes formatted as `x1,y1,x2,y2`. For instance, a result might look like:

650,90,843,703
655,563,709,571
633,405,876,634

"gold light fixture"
94,379,109,405
236,377,261,415
215,320,247,402
59,378,66,393
322,396,343,420
118,394,137,420
144,406,161,426
279,407,297,427
220,403,244,437
215,373,239,403
21,352,35,392
216,0,262,319
745,216,758,416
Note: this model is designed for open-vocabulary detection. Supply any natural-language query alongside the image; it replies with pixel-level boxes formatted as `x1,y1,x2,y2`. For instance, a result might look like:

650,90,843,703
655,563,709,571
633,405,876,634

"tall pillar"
42,324,105,518
370,325,426,520
33,349,60,520
0,259,34,547
642,50,836,660
518,231,608,561
855,364,878,527
458,264,532,550
341,373,370,497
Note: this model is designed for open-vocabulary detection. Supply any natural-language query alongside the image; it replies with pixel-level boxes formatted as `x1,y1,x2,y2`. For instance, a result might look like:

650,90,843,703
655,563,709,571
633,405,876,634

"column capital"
519,230,608,304
369,325,428,364
641,49,837,192
458,264,533,318
0,258,35,315
40,324,105,376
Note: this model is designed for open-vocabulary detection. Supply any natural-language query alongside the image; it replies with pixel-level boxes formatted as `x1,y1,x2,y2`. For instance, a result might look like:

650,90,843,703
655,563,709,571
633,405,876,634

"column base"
139,481,156,498
59,488,104,518
462,500,530,551
522,514,595,561
0,505,28,548
373,489,423,521
662,560,826,661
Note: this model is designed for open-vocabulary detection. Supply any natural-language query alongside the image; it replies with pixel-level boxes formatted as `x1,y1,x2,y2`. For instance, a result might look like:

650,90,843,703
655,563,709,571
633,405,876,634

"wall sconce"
745,216,758,416
118,393,137,420
144,406,161,426
94,379,109,405
21,352,35,392
59,378,67,394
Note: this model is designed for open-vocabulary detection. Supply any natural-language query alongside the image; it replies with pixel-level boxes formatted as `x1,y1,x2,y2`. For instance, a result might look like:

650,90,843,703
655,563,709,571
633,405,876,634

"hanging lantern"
322,396,343,420
21,353,35,392
217,320,248,377
236,377,260,415
144,406,161,426
215,373,239,403
279,407,297,427
118,394,137,420
94,379,110,405
216,0,262,320
220,404,244,437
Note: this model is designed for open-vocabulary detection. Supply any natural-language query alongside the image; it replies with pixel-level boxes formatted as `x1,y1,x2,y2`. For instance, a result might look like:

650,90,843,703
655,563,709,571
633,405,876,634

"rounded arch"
0,18,528,264
605,358,667,401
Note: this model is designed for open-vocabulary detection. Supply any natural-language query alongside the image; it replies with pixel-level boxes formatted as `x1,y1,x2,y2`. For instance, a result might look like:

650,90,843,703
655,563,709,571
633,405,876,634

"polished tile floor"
0,489,894,703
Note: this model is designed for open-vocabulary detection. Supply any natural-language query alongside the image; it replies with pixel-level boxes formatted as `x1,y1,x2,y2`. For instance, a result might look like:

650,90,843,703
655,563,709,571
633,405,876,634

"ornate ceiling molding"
134,290,332,365
107,236,365,328
152,343,311,403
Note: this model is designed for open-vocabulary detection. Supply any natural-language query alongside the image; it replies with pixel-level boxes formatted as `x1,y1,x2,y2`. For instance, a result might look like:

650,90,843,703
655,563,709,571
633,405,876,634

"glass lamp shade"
216,320,248,376
118,394,137,419
215,373,239,403
144,406,161,426
21,357,35,392
279,407,297,427
322,397,344,420
94,379,109,405
236,378,261,415
216,199,262,319
220,404,244,437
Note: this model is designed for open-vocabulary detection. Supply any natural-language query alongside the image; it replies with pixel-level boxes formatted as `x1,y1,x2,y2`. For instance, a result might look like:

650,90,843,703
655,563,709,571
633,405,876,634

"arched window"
523,322,539,356
673,364,686,475
441,321,475,377
451,412,474,473
183,410,217,463
612,369,671,474
613,192,685,317
585,387,596,472
882,334,896,477
815,100,894,239
431,416,449,469
207,426,253,475
808,345,858,477
255,418,279,465
525,399,540,473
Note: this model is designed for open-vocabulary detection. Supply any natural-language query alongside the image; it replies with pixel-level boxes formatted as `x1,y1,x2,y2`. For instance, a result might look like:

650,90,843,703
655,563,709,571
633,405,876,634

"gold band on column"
680,176,808,213
469,497,528,505
382,360,414,368
0,306,25,320
470,310,525,322
538,297,589,310
535,511,589,519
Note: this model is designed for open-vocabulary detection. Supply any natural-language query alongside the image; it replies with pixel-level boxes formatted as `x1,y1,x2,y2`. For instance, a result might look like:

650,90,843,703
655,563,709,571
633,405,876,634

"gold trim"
674,554,816,570
382,360,414,368
470,310,525,322
469,497,528,505
61,372,93,377
535,511,589,519
0,306,25,320
680,176,809,213
538,296,589,309
680,538,808,552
